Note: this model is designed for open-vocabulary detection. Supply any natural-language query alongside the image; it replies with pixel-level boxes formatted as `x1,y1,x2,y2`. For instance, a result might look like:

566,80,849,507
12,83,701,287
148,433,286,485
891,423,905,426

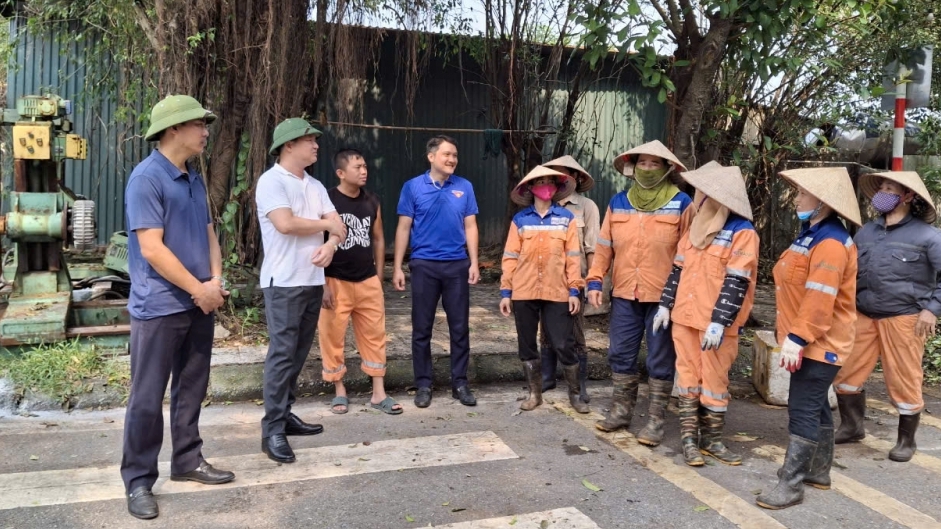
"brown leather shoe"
170,460,235,485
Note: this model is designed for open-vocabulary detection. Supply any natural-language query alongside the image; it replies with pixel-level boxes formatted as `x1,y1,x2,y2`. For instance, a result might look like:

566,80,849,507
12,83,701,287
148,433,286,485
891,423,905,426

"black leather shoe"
414,387,432,408
285,413,324,436
170,460,235,485
452,385,477,406
127,486,158,520
262,433,296,463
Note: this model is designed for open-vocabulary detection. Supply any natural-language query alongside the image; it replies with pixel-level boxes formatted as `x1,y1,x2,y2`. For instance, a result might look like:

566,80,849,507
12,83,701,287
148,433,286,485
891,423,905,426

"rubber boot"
678,396,704,466
562,364,589,413
834,391,866,444
756,435,817,510
595,373,639,430
577,353,590,404
889,413,920,462
540,346,557,391
520,360,543,411
699,407,742,465
637,378,673,447
803,426,834,490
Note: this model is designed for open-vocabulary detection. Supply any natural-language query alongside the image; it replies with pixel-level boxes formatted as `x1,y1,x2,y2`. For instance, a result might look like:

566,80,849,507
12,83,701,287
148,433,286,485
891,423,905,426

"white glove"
700,322,725,350
779,337,804,373
652,306,671,334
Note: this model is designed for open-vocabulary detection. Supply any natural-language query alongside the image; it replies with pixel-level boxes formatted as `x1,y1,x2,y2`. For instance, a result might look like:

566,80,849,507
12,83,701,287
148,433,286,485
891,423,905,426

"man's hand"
322,284,336,310
326,217,348,241
393,268,406,291
499,298,512,317
192,281,225,314
915,309,937,338
468,263,480,285
568,296,580,315
652,306,671,335
311,244,336,268
587,290,602,308
779,337,804,373
700,322,724,351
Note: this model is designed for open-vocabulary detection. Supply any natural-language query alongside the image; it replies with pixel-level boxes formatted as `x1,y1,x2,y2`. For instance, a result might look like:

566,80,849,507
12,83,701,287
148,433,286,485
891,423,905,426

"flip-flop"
330,395,349,414
370,396,403,415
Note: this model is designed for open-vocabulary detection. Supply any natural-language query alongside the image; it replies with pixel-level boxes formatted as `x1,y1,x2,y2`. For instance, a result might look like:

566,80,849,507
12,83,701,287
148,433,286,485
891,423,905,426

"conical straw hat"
859,171,936,224
779,167,862,226
680,162,753,221
511,165,577,206
544,155,594,192
613,140,688,177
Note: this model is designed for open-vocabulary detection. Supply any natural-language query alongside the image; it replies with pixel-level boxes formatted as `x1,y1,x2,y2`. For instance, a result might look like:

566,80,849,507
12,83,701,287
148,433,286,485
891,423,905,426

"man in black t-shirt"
318,148,402,415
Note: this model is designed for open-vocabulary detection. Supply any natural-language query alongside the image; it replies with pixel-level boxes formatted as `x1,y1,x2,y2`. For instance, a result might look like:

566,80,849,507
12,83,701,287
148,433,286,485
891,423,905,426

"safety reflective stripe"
788,244,810,256
805,281,838,296
598,238,612,247
503,251,519,258
836,383,862,393
676,386,701,396
675,254,685,262
892,400,922,414
844,236,854,248
611,208,636,215
711,239,732,248
362,359,386,370
702,387,730,401
323,364,346,374
520,225,567,232
566,251,581,257
726,267,751,278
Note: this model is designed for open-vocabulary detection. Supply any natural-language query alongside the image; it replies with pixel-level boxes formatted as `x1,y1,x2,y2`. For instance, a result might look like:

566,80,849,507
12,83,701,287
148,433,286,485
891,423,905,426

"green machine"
0,94,130,350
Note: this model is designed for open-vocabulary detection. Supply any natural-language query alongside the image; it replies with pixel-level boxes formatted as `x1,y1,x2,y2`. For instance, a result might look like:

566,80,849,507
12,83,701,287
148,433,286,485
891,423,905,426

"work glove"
700,322,724,350
779,337,804,373
652,306,671,334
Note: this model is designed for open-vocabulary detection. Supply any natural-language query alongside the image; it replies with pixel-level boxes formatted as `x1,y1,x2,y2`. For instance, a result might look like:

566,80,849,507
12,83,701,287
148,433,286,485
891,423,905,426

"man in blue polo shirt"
121,95,234,520
393,135,480,407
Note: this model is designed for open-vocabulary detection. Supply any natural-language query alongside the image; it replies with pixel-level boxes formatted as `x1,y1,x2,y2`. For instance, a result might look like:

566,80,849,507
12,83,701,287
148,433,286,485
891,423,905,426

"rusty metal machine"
0,94,130,351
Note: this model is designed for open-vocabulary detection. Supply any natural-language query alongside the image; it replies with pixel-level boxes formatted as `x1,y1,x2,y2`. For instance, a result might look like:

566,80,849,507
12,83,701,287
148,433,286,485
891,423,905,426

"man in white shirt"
255,118,347,464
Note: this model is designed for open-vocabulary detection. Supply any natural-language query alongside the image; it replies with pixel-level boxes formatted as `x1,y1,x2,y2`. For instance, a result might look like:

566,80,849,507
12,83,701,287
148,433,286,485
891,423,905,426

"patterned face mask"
872,191,901,213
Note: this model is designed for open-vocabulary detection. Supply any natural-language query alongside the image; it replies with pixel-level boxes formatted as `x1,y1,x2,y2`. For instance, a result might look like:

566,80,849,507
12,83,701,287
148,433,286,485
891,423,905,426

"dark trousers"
515,300,577,365
262,285,323,437
540,291,586,358
409,258,470,389
609,297,676,381
788,358,841,441
121,308,213,492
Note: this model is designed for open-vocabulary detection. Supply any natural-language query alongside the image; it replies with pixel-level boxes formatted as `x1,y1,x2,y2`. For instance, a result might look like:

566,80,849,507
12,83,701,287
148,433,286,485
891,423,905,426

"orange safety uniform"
501,204,584,301
586,191,694,300
318,275,388,381
671,216,759,411
773,215,858,366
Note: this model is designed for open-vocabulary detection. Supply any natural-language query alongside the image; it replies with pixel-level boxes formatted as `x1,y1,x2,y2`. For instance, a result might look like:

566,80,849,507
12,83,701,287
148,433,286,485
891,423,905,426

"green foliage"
220,132,252,301
924,335,941,385
0,340,129,404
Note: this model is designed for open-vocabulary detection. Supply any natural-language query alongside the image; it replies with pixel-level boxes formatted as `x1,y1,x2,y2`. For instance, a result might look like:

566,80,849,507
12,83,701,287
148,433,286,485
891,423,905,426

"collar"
558,192,581,206
523,204,566,218
798,213,840,238
273,163,309,180
426,170,452,187
875,213,914,230
153,149,193,180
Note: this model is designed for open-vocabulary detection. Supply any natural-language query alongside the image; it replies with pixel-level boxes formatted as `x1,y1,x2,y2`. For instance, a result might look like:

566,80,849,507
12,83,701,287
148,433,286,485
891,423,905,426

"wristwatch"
211,275,228,289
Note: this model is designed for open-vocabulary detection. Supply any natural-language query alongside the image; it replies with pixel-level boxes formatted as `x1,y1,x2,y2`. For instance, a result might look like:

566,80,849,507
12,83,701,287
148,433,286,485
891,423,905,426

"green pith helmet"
144,95,217,141
269,118,323,155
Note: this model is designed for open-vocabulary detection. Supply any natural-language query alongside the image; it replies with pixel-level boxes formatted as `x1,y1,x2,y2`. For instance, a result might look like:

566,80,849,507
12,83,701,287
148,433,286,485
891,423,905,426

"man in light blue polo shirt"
393,135,480,407
121,95,234,521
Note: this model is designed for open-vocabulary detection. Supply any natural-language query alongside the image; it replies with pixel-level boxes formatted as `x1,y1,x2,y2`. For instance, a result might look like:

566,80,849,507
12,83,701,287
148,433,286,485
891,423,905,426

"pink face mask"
531,183,557,201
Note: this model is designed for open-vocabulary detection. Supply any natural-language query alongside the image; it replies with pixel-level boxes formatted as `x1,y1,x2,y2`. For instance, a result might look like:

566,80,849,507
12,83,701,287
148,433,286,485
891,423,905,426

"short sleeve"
397,180,415,217
464,182,479,217
255,173,290,217
317,180,336,216
126,175,165,232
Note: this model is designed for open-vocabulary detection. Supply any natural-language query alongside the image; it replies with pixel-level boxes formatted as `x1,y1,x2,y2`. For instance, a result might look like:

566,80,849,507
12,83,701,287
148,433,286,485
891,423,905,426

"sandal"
330,395,349,414
370,396,403,415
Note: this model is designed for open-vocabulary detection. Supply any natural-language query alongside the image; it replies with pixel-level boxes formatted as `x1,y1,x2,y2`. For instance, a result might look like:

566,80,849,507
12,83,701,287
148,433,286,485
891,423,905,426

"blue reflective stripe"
587,280,603,291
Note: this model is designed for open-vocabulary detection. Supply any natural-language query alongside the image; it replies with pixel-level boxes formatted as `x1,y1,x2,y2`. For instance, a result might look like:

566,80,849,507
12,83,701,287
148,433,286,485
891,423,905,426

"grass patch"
0,339,130,405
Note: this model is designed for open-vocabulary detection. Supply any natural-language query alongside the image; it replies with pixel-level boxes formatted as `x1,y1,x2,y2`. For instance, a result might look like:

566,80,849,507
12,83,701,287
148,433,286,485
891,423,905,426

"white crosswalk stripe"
431,507,600,528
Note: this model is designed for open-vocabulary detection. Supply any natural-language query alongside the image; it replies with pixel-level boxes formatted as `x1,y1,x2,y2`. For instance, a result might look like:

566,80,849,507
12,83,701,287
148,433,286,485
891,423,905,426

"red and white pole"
892,64,909,171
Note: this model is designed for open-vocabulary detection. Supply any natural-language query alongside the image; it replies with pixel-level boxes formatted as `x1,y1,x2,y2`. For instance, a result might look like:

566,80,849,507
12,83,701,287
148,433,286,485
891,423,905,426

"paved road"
1,380,941,529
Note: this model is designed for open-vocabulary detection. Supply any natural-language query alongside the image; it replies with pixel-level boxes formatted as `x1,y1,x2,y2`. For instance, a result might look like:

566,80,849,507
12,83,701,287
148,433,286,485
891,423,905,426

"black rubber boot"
540,346,557,391
834,391,866,444
637,378,672,447
678,396,704,466
699,407,742,465
595,373,639,431
803,426,834,490
577,353,590,404
756,435,817,510
889,413,920,462
563,364,590,413
520,360,543,411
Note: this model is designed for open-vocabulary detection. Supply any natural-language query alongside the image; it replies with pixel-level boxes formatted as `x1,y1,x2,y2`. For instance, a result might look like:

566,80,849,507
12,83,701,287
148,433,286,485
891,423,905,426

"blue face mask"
797,210,815,221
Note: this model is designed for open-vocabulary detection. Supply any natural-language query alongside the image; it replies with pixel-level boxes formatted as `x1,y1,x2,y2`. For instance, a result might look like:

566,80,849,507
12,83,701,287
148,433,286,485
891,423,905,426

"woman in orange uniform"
586,140,693,446
653,162,758,466
756,167,861,510
500,166,586,412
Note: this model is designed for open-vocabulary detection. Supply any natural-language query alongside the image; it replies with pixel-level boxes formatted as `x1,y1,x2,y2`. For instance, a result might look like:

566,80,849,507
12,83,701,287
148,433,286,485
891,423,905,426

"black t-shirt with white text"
325,187,379,282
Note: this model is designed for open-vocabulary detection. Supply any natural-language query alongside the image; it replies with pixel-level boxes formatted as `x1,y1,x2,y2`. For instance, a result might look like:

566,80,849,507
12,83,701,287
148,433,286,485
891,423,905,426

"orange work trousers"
834,313,925,415
318,275,387,382
673,323,739,412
